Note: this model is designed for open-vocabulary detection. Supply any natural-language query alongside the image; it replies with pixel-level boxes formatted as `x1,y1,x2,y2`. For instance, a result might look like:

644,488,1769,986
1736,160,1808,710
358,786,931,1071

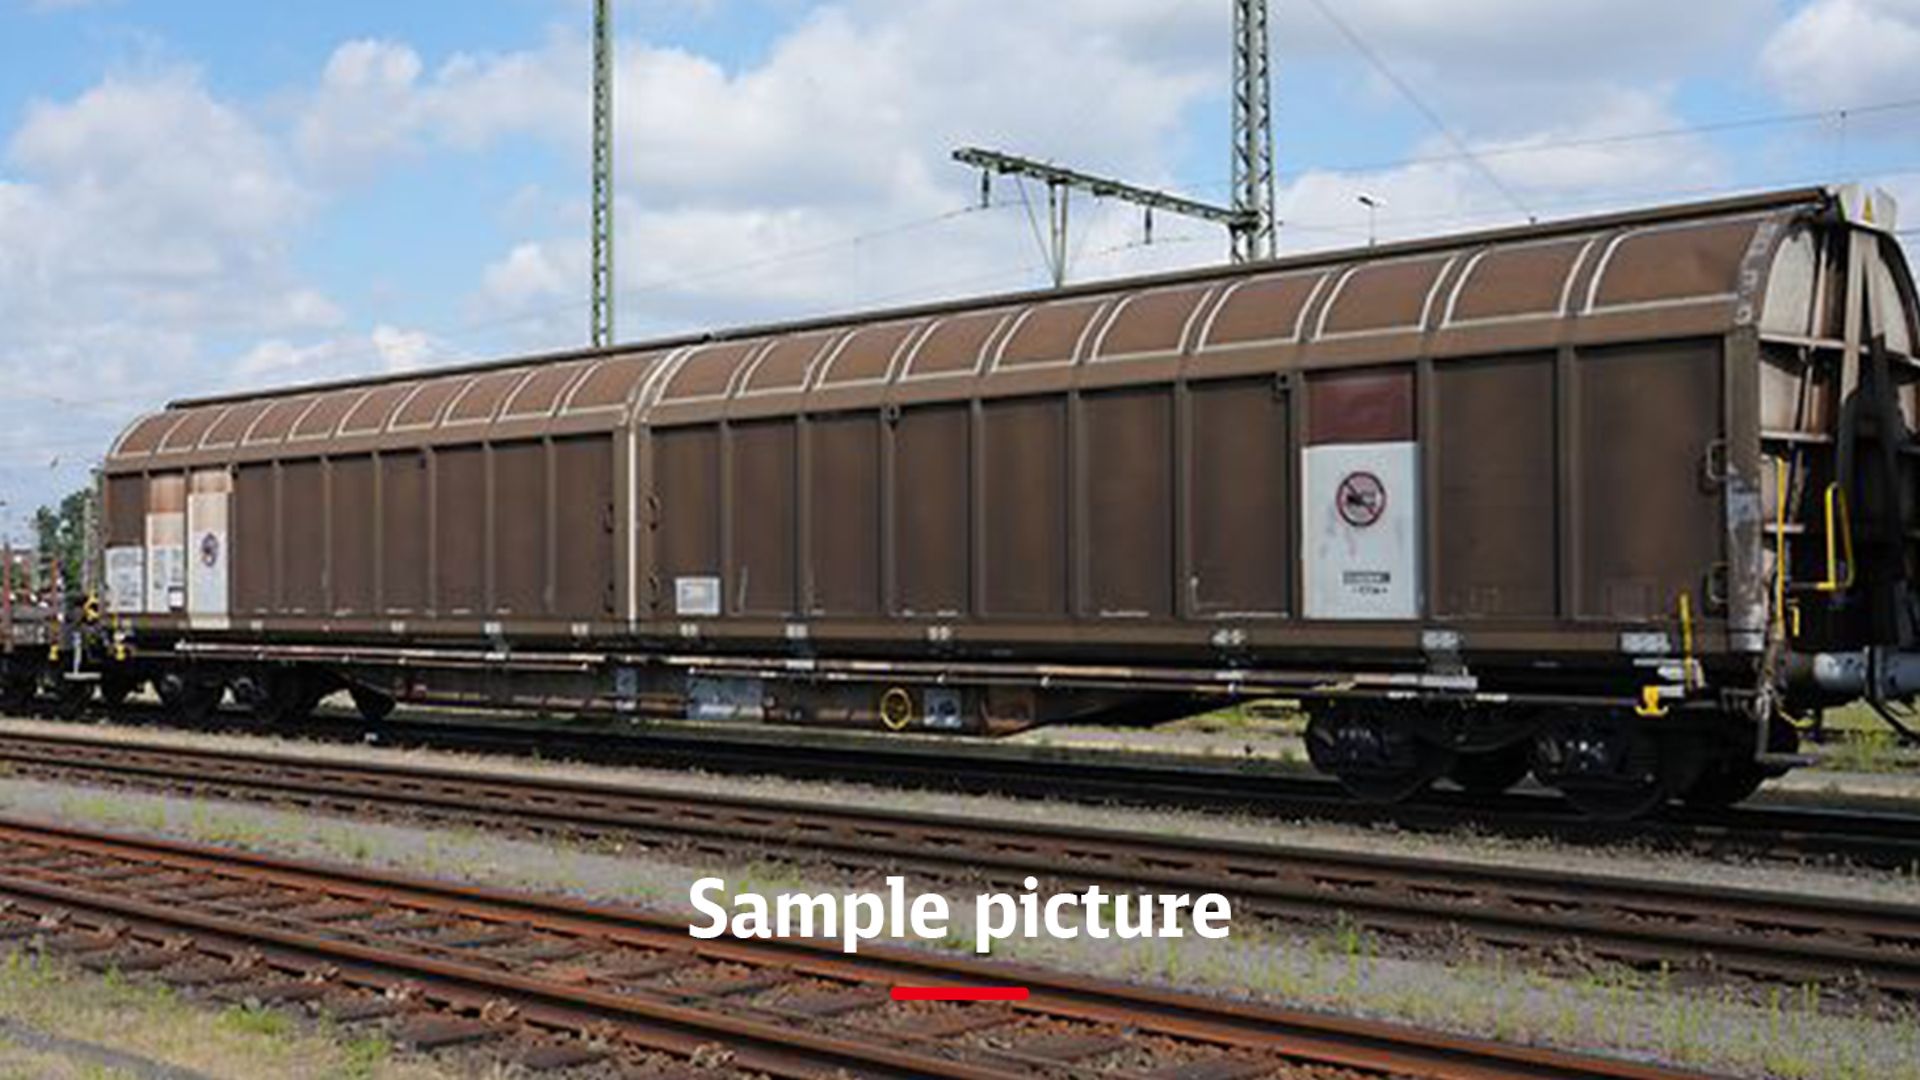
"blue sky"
2,0,1919,529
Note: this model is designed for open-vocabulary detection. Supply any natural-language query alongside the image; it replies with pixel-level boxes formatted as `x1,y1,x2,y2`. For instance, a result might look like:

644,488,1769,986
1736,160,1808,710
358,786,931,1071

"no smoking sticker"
1336,471,1387,528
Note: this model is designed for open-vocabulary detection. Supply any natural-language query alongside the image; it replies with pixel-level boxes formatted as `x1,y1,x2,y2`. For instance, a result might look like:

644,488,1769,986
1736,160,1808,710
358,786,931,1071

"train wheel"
99,672,141,709
50,678,92,720
157,673,222,725
350,687,395,724
0,669,35,712
233,670,324,726
1446,742,1533,795
1532,712,1671,820
1306,708,1450,804
1681,761,1767,809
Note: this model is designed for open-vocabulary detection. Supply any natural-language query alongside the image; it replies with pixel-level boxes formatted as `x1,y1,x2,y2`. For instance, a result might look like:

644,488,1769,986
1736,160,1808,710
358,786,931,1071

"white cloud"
1761,0,1920,109
481,242,572,309
293,39,429,181
1,70,315,332
233,324,451,383
1275,88,1730,250
406,1,1756,350
0,67,350,510
371,324,438,373
0,0,1831,518
372,4,1227,344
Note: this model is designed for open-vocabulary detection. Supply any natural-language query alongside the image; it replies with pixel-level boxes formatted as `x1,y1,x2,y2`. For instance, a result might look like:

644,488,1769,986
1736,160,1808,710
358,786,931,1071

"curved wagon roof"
107,185,1914,471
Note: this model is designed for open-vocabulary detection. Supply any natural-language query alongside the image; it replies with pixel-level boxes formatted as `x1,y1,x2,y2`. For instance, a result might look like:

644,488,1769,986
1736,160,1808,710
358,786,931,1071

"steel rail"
0,816,1697,1080
30,703,1920,870
0,729,1915,998
301,712,1920,872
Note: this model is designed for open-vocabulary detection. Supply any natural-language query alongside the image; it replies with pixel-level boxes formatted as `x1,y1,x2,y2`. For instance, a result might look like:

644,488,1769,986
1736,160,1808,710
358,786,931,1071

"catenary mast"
590,0,615,348
1232,0,1277,260
957,2,1279,285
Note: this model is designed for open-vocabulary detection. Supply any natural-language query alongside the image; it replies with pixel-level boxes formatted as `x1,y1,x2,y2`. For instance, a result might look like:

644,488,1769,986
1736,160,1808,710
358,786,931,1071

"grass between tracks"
0,949,485,1080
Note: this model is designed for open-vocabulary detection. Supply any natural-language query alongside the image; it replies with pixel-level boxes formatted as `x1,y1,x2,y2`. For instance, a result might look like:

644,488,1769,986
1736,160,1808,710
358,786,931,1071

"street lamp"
1358,194,1383,247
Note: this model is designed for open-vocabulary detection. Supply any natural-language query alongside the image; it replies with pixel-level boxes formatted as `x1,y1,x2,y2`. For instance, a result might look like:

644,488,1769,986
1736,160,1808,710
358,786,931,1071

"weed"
219,1003,292,1039
333,1032,391,1080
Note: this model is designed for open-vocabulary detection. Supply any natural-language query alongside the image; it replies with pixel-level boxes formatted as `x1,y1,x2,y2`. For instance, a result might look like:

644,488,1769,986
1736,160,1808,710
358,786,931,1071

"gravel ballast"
0,721,1912,1078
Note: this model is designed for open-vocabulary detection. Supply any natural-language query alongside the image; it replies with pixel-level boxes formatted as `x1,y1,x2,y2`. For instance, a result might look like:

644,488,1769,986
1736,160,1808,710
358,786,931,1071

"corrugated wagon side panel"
1575,339,1725,622
1433,355,1558,619
1082,387,1174,619
102,191,1833,688
893,405,971,618
1301,369,1419,622
652,426,722,617
380,451,428,614
330,455,376,615
105,475,145,547
491,441,548,617
280,461,326,614
729,420,798,617
434,447,486,615
233,464,274,615
100,474,149,615
981,398,1069,618
809,414,881,617
1187,379,1292,617
553,436,615,619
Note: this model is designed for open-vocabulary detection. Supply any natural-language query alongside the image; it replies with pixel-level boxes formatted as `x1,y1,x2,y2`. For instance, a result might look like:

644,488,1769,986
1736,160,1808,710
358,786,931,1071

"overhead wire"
1296,163,1920,237
1300,0,1535,222
1323,97,1920,177
21,199,1027,412
9,84,1920,443
1166,96,1920,195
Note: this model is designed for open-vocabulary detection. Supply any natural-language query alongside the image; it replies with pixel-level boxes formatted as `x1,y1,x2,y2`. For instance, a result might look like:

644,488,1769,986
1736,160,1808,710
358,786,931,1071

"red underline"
891,985,1030,1002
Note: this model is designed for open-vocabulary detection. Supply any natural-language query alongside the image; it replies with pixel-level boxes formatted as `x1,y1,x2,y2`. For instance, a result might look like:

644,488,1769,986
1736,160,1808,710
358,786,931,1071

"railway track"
29,702,1920,870
307,713,1920,871
63,702,1920,871
2,728,1917,999
0,815,1694,1080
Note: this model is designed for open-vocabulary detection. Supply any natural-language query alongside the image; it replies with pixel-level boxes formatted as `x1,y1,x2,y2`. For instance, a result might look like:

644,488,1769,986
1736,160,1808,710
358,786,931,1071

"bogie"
1446,743,1534,795
1302,702,1779,819
1305,706,1452,804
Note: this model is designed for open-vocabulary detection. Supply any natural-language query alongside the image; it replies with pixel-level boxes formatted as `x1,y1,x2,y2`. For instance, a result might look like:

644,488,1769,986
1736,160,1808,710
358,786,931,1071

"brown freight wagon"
95,185,1920,816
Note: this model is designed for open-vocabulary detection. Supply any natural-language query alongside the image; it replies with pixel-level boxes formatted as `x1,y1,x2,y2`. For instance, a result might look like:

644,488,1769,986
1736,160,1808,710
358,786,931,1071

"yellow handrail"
1817,482,1856,593
1774,458,1789,637
1678,591,1699,690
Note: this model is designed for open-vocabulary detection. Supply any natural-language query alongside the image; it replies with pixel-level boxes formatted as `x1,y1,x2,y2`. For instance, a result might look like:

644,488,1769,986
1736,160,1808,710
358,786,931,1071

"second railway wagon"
95,185,1920,816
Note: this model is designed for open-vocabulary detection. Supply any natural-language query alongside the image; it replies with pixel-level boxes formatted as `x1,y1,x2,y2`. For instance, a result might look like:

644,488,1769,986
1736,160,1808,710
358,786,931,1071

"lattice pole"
590,0,616,348
1232,0,1276,261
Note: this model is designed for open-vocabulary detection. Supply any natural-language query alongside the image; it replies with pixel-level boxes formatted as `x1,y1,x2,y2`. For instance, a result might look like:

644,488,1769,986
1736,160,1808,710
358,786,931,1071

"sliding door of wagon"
1573,340,1724,625
185,470,233,628
1188,379,1291,618
554,437,616,621
1083,388,1174,620
1302,369,1418,621
103,474,145,615
1433,355,1556,620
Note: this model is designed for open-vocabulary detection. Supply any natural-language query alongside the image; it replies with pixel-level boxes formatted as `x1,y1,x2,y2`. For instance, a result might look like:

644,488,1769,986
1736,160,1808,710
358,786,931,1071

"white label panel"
1304,441,1420,620
187,490,229,623
675,576,722,617
105,546,145,615
145,512,186,614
